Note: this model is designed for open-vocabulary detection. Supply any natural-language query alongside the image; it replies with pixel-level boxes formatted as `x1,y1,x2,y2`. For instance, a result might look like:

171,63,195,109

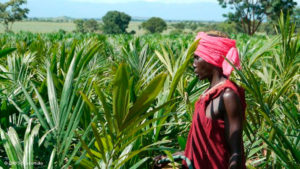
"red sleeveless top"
183,79,247,169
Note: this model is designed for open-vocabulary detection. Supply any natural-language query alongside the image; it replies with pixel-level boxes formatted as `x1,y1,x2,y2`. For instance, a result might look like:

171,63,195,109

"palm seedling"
231,12,299,168
19,39,103,168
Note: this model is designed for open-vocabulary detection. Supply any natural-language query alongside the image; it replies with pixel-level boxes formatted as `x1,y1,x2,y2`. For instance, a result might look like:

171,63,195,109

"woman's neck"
208,69,228,89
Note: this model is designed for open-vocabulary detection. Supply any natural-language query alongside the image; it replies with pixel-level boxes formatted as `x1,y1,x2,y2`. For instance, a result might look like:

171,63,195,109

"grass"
0,21,76,33
0,21,182,35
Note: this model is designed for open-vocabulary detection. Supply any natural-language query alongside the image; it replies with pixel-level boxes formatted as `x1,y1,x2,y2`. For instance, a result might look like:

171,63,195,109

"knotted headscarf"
194,32,241,77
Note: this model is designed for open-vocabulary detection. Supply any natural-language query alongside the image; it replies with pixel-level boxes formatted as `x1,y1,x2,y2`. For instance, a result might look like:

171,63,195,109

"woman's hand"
152,155,167,169
152,151,184,168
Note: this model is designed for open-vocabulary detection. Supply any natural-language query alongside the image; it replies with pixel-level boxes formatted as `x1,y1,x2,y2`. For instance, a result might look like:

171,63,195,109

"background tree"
172,22,185,30
74,19,100,33
218,0,297,35
142,17,167,33
189,22,198,31
265,0,297,22
74,19,85,33
0,0,29,32
102,10,131,34
84,19,99,33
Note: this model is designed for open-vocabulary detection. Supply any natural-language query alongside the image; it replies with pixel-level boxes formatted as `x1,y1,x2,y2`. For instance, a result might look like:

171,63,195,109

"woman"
154,31,247,169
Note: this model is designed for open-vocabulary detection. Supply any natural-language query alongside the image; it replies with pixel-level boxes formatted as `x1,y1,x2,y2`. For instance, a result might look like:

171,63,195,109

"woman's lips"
194,70,200,78
194,68,198,74
194,69,202,78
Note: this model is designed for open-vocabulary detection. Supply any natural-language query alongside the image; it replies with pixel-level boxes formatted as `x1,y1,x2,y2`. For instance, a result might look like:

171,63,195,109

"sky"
18,0,300,21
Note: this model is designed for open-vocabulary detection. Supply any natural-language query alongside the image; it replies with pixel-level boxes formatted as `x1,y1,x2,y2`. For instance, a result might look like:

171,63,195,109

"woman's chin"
195,73,205,80
196,74,204,80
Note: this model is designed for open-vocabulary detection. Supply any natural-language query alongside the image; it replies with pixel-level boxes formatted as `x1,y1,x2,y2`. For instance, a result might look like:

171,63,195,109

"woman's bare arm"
223,88,243,169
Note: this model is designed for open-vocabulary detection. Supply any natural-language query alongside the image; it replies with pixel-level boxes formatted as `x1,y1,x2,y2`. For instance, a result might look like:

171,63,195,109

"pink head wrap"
194,32,241,77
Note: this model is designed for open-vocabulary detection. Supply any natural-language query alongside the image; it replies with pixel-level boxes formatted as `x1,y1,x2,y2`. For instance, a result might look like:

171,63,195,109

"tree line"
73,11,168,34
0,0,299,35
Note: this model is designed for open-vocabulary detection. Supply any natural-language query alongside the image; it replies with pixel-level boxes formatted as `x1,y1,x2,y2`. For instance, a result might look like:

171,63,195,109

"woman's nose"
193,60,197,68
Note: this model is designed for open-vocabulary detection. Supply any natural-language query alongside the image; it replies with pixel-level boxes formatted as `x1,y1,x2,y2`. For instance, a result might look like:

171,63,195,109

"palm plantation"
0,13,299,169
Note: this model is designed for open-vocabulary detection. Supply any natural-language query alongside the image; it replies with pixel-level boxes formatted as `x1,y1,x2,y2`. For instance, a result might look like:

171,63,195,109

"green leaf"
0,127,20,169
123,72,167,128
128,157,150,169
73,157,94,169
177,136,186,150
112,63,130,132
79,91,97,113
32,84,54,130
0,48,16,59
78,136,101,169
20,83,49,130
59,43,66,72
46,65,60,128
91,123,107,163
94,83,114,134
167,38,199,101
58,51,77,133
47,148,56,169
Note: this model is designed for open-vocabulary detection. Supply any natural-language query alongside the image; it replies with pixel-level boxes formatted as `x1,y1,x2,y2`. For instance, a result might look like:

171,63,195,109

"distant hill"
25,16,220,23
25,16,75,22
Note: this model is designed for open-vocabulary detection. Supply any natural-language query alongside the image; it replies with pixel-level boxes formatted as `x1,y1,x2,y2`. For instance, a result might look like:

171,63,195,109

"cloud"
68,0,218,4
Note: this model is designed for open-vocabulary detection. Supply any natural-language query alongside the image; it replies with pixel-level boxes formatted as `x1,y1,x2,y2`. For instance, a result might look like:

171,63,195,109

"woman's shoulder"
224,79,247,115
223,79,246,103
224,79,244,94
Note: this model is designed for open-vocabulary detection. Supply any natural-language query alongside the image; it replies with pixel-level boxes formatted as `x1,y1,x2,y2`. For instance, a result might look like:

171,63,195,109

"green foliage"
0,119,56,169
218,0,297,35
74,19,85,33
102,10,131,34
169,29,183,35
189,23,198,31
73,37,199,168
172,22,185,30
84,19,99,33
292,7,300,31
142,17,167,33
74,19,100,33
196,22,240,35
258,22,277,35
15,39,102,168
0,0,29,32
231,12,300,168
265,0,297,21
0,12,298,169
75,64,170,168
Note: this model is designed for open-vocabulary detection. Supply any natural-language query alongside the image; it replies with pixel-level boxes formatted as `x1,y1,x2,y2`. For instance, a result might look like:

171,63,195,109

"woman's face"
193,54,213,80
